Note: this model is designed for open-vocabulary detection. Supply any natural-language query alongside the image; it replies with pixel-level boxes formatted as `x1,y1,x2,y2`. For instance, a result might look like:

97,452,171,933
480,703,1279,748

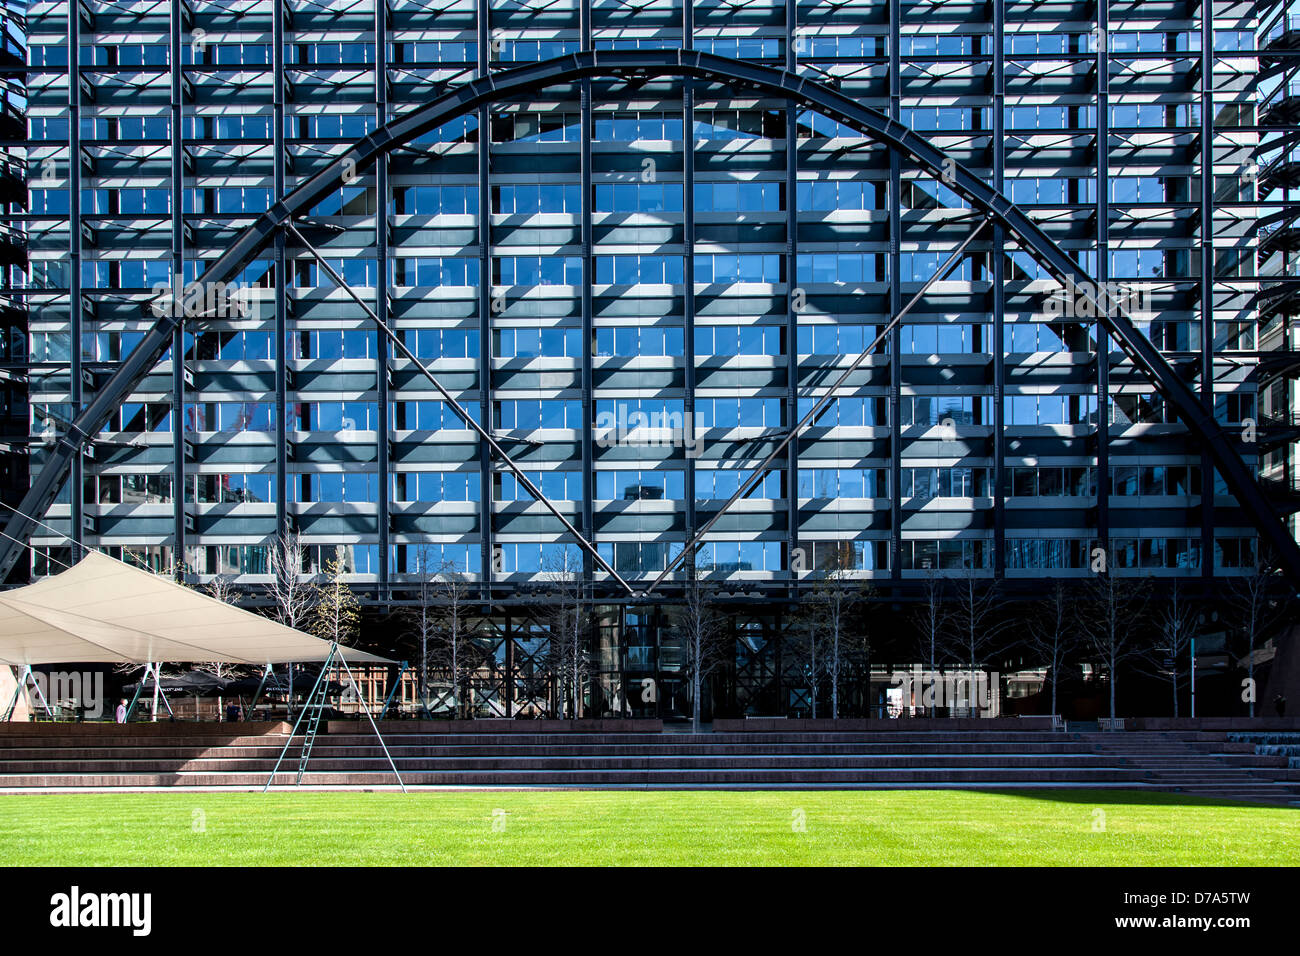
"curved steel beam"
4,49,1293,584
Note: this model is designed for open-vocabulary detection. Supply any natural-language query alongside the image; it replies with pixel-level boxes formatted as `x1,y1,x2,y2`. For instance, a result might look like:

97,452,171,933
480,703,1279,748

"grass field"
0,790,1296,866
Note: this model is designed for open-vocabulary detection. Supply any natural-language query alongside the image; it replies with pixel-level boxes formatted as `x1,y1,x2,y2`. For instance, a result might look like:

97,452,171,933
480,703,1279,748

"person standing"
114,698,127,724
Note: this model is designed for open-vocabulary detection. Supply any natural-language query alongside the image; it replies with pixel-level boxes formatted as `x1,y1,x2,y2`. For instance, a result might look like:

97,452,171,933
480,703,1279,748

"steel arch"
3,49,1293,584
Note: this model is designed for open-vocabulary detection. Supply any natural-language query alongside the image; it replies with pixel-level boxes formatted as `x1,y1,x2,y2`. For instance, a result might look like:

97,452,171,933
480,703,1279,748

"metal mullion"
683,0,697,554
888,0,901,584
1096,0,1110,570
1200,4,1215,578
477,0,493,596
580,0,594,586
274,0,289,542
784,0,798,591
376,0,391,594
991,0,1005,578
69,0,84,558
170,0,188,580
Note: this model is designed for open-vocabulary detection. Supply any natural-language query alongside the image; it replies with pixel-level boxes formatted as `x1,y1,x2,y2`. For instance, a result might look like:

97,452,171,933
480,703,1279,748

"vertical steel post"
580,0,594,586
1095,2,1111,568
888,0,903,583
273,0,289,540
784,0,800,590
375,0,391,595
682,0,697,557
1200,3,1216,578
991,0,1006,577
476,0,494,598
68,0,84,558
170,0,187,578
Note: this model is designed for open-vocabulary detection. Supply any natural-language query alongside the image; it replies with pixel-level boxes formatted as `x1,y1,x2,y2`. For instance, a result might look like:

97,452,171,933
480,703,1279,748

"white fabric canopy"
0,551,389,666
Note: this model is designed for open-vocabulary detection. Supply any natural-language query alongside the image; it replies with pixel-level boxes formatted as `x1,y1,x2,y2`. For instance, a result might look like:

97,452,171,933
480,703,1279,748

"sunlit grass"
1,790,1296,866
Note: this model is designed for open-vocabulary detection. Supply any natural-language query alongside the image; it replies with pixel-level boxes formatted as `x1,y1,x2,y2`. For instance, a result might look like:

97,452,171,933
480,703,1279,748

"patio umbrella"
124,671,230,697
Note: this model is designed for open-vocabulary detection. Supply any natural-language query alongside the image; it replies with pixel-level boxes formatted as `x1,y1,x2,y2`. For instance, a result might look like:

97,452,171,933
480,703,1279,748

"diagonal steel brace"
644,215,994,595
285,223,636,597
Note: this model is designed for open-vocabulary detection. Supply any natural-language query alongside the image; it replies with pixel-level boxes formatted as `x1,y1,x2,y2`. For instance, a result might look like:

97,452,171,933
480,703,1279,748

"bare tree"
267,530,314,631
432,557,477,718
406,544,440,712
539,546,591,719
789,610,823,719
911,570,948,715
1025,580,1077,718
1083,571,1151,718
947,568,1006,670
807,545,871,719
676,552,728,731
1227,558,1288,718
310,553,361,646
1143,577,1197,717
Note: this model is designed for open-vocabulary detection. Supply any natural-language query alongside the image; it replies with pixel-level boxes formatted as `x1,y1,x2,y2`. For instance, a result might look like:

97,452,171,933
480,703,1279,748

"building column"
580,0,595,586
68,0,84,556
991,0,1006,578
888,0,902,583
1095,1,1111,569
1200,3,1216,578
784,0,800,590
273,0,289,542
170,0,187,578
375,0,391,596
682,0,698,565
476,0,494,596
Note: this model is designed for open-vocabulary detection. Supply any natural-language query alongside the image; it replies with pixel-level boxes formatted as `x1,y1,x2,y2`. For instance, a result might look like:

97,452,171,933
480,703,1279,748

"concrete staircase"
0,727,1297,802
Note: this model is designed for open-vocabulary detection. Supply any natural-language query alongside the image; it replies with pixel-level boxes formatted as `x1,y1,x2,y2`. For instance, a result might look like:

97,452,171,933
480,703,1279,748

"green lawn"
1,790,1296,866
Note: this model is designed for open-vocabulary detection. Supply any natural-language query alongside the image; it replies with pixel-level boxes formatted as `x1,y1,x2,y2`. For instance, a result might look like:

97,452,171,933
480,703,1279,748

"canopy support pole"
125,668,146,721
4,666,53,721
140,662,175,722
263,649,334,792
247,664,271,721
150,662,160,722
336,646,407,793
379,660,409,719
262,645,406,793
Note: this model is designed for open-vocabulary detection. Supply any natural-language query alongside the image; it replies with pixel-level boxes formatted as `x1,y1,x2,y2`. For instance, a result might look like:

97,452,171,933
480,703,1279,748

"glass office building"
0,0,1283,715
1259,0,1300,541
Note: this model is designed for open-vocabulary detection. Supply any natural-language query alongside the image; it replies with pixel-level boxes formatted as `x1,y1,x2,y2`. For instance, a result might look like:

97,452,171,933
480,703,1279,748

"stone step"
2,767,1275,787
0,754,1232,774
0,741,1237,758
0,727,1291,799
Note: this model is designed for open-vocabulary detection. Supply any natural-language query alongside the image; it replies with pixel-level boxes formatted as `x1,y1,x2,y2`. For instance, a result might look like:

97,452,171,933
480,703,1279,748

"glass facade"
0,0,1281,715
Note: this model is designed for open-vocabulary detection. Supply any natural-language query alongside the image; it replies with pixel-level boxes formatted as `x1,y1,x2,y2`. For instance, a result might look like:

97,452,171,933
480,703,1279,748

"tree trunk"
831,633,839,720
1109,649,1117,718
692,668,701,732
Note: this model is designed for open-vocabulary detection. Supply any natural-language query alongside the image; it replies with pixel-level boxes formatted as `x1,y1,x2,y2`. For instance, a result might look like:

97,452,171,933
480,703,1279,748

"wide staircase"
0,726,1298,802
